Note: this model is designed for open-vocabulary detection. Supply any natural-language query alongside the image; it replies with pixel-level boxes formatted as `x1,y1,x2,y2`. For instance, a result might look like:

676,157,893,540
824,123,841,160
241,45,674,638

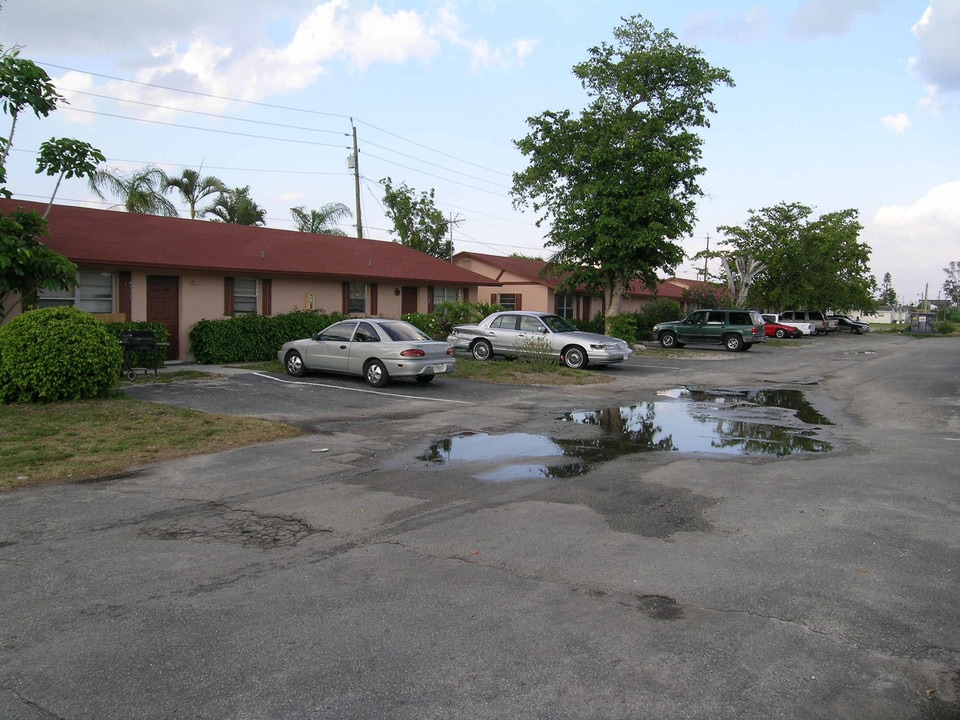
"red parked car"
764,321,804,339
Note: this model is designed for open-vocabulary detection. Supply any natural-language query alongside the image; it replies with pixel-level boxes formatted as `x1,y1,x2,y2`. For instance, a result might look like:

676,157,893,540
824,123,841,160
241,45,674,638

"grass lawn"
0,393,302,492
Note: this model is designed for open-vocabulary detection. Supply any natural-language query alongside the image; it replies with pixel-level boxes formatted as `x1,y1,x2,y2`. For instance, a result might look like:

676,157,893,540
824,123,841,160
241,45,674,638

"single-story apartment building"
1,200,498,361
453,250,714,319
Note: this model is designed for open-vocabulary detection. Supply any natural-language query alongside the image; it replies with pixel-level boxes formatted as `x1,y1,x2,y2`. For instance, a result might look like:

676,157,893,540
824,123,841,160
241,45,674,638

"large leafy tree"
205,185,266,226
290,203,352,235
0,209,76,321
381,177,451,259
89,165,177,216
164,168,226,219
716,202,877,313
511,15,733,328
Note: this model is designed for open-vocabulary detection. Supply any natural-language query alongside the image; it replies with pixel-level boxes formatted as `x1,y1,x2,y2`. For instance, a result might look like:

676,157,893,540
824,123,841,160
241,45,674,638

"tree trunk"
603,274,629,334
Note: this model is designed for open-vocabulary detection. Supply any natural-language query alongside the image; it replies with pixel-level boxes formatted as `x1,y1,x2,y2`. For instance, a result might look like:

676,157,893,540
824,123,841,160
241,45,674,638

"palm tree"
290,203,353,235
164,168,226,219
204,186,266,226
88,165,178,216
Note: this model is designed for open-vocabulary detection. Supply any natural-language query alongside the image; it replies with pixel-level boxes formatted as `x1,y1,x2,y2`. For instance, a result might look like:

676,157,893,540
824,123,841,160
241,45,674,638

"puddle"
419,388,833,481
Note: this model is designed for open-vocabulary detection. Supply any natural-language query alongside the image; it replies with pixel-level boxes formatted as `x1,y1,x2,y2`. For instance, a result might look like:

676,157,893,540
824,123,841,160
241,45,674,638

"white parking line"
251,372,471,404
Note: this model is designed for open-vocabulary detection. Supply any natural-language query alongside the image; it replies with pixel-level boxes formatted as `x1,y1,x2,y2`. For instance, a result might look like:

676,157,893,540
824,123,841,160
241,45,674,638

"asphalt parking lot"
1,333,958,719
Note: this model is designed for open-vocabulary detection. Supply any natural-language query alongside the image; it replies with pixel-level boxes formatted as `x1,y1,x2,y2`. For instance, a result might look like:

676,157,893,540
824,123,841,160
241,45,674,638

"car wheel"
775,328,786,338
284,351,306,377
415,375,435,384
562,346,587,369
724,334,744,352
471,340,492,361
364,359,389,387
659,332,678,349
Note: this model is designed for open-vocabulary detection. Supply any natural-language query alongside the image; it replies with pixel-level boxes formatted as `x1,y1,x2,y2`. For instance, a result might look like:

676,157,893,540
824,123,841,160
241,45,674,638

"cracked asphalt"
1,333,959,719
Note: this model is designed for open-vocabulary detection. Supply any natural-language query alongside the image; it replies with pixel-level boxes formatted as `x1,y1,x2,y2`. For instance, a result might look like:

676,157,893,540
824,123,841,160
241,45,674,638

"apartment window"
233,278,258,315
38,271,114,313
556,294,574,319
348,282,366,313
433,287,459,305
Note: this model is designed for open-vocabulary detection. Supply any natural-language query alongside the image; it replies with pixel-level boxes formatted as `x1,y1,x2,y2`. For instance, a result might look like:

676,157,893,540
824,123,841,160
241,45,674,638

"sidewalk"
155,361,263,376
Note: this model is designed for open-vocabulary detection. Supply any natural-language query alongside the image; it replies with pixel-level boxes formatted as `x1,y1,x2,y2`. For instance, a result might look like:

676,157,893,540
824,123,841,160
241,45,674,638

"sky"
1,0,958,304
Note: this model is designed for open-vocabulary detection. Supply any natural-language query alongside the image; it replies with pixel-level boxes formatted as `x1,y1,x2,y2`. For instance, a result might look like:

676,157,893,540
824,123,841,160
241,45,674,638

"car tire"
562,346,587,369
775,328,786,338
471,340,493,361
415,375,435,384
659,332,678,349
364,359,389,387
285,351,306,377
724,334,744,352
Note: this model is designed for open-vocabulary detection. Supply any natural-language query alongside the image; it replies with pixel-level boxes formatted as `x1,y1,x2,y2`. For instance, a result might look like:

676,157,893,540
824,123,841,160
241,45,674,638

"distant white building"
860,305,909,324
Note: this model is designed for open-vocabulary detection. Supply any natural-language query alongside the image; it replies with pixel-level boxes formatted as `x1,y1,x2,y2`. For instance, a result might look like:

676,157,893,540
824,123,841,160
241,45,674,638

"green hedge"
189,310,346,364
0,307,123,403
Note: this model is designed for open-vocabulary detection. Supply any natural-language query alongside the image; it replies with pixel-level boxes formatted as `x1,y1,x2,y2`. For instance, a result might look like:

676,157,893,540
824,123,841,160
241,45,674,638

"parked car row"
276,308,871,387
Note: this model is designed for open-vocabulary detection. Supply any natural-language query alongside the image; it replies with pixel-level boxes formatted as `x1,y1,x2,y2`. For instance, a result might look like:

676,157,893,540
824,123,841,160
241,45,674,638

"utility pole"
349,120,363,239
443,213,462,261
701,233,710,282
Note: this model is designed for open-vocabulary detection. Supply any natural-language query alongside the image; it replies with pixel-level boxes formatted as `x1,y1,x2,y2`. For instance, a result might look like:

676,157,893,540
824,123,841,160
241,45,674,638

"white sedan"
278,319,455,387
447,311,633,369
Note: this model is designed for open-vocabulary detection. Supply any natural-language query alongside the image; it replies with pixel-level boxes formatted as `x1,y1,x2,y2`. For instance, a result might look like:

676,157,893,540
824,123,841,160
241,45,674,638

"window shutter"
224,277,235,316
370,283,378,315
342,281,350,314
119,271,132,320
462,286,469,303
261,279,272,316
516,293,522,311
490,293,497,305
427,286,435,313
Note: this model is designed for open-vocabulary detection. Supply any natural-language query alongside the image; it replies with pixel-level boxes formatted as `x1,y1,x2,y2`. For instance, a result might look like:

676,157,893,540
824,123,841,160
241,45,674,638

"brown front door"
401,287,418,315
147,275,180,360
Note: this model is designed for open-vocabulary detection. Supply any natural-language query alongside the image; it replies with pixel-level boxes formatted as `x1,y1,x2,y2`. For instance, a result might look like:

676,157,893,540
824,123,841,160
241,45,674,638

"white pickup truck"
762,314,816,335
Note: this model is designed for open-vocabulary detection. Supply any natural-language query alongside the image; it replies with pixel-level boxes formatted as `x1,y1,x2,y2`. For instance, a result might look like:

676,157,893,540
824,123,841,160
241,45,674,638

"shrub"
402,312,444,339
934,320,956,335
189,310,345,364
0,307,123,403
605,313,640,343
637,298,683,340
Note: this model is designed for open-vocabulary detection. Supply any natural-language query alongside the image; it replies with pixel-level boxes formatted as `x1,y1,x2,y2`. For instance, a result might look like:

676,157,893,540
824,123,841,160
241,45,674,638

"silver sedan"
447,311,633,369
278,319,455,387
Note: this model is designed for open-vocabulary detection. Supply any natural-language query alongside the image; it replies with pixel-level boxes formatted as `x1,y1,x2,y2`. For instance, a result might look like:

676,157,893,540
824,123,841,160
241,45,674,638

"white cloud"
868,181,960,296
910,1,960,94
790,0,882,38
4,0,535,118
881,112,911,134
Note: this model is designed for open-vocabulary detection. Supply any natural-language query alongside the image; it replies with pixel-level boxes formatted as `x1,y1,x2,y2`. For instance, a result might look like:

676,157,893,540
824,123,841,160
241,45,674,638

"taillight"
446,347,454,356
400,349,426,357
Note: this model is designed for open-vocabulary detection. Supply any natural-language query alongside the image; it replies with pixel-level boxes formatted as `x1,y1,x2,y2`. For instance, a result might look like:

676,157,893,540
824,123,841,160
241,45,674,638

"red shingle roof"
2,200,495,285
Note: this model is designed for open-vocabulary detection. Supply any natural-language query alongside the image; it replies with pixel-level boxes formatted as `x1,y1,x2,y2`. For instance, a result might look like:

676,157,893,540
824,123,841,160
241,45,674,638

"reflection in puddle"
419,387,833,481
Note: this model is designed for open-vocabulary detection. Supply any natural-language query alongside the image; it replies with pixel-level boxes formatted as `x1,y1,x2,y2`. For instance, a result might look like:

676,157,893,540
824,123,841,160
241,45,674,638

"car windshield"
540,315,578,333
378,321,431,342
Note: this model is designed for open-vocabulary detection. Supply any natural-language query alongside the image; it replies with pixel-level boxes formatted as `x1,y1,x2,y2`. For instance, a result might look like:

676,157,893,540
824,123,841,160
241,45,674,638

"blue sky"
1,0,958,304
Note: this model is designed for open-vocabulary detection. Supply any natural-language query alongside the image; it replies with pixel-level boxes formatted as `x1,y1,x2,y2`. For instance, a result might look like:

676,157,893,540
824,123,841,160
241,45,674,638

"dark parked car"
829,315,870,334
652,309,767,351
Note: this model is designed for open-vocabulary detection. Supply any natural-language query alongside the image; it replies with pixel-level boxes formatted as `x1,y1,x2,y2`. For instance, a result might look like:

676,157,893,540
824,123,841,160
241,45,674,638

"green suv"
652,309,767,351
